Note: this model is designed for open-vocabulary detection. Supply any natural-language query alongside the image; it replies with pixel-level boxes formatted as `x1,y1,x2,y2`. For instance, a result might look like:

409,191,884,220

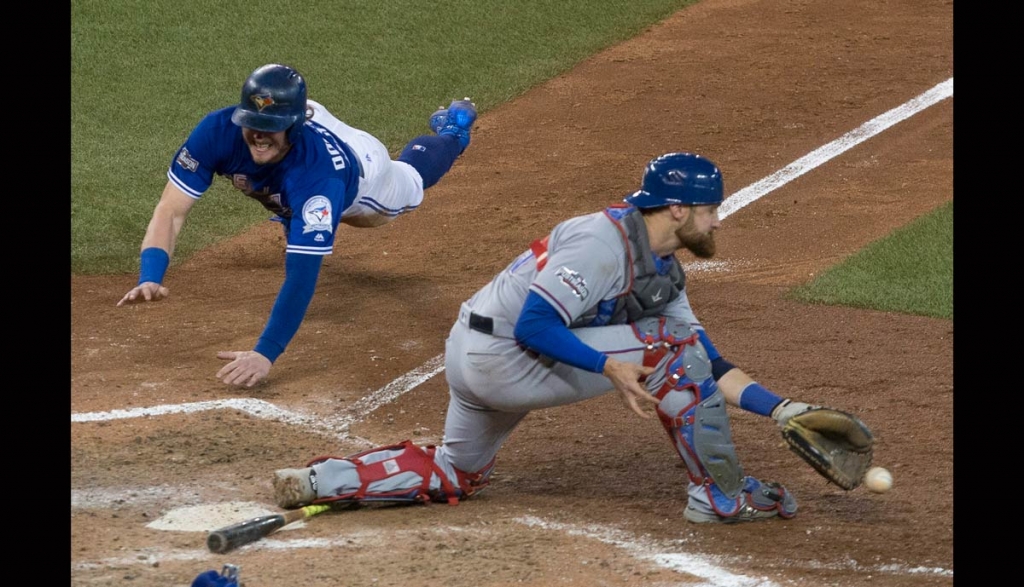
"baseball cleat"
429,106,448,134
272,467,316,509
431,97,477,152
684,504,784,524
684,478,797,523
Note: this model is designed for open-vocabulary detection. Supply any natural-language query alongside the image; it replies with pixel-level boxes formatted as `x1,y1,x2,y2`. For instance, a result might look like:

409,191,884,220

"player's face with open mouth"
242,128,291,165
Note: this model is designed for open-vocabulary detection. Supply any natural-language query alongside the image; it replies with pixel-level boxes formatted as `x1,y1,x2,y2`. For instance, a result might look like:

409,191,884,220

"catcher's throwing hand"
117,282,170,306
603,357,660,418
217,350,272,388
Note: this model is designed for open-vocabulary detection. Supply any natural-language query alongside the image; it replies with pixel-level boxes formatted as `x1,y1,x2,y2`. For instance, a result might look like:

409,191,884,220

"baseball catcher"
271,152,877,524
771,400,874,490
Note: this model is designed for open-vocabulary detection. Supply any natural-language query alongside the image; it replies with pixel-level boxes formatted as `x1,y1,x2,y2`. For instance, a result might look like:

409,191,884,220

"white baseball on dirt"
864,466,893,493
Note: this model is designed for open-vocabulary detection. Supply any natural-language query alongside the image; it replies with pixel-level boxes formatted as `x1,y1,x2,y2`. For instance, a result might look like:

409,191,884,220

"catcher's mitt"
781,407,874,490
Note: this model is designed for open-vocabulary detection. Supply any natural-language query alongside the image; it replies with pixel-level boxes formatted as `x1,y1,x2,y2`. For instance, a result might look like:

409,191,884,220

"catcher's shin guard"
634,317,749,517
302,440,493,506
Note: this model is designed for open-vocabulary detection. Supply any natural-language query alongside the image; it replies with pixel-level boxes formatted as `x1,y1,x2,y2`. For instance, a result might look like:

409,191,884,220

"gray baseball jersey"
311,206,703,496
439,207,703,473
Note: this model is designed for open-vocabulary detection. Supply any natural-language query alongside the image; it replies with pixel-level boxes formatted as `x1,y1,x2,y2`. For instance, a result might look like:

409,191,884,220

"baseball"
864,466,893,493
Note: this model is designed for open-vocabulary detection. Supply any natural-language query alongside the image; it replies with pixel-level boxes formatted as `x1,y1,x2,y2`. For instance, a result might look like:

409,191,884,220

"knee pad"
632,317,714,399
632,316,700,373
305,440,492,506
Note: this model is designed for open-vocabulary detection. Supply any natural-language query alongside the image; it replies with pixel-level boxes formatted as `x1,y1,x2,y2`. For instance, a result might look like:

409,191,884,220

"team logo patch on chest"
302,196,333,234
556,266,589,300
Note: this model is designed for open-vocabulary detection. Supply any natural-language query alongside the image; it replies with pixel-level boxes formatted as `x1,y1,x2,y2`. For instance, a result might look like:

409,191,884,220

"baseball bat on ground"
207,504,332,553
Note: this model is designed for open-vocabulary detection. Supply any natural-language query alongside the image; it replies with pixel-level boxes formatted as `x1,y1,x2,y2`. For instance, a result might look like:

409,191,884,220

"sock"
397,135,462,189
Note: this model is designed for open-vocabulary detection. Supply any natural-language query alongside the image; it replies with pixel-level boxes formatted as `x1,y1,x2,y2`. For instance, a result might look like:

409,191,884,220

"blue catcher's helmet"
230,64,308,144
624,152,724,209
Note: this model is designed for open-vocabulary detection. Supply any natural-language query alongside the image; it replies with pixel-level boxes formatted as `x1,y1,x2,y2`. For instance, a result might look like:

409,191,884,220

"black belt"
468,312,494,335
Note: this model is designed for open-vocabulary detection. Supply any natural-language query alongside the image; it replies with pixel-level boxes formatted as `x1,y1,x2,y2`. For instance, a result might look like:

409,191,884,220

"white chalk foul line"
719,77,953,220
70,355,445,436
518,515,777,587
516,516,952,584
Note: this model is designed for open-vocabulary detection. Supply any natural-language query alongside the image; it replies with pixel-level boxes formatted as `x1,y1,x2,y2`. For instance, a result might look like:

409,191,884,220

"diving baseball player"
117,63,478,388
273,152,825,523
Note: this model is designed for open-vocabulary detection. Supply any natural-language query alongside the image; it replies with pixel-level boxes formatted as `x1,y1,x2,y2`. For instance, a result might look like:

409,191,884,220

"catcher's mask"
231,63,308,145
624,152,723,209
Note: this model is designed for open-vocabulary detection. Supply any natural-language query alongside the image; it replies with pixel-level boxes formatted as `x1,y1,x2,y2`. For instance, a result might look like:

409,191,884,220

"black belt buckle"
469,312,494,335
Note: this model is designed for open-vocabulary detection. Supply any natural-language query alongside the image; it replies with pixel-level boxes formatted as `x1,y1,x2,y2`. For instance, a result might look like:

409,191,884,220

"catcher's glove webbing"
780,407,874,490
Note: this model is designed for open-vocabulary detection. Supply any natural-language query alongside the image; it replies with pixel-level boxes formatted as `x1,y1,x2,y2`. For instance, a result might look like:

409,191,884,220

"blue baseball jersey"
167,106,363,256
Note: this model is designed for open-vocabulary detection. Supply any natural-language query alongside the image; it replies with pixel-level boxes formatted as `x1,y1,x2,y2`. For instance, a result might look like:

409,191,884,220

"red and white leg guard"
304,440,494,506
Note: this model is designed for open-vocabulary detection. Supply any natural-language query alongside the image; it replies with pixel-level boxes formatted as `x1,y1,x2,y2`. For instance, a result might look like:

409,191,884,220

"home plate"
145,501,306,532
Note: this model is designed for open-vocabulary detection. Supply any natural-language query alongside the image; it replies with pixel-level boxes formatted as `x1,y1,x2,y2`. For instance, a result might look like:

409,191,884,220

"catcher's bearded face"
677,204,720,258
242,128,291,165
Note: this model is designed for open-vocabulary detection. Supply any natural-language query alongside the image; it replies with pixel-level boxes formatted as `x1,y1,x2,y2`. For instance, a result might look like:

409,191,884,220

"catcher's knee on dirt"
303,440,494,506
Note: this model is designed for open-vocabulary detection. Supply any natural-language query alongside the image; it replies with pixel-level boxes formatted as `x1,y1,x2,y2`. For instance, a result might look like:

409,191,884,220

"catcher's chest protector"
566,207,685,328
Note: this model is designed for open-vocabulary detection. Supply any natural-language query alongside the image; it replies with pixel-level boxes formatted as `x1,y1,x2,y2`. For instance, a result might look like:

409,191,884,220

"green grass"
788,201,953,319
72,1,951,322
71,0,696,274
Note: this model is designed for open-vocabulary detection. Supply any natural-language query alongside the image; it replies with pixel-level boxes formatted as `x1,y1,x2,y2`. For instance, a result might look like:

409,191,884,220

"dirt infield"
70,1,953,586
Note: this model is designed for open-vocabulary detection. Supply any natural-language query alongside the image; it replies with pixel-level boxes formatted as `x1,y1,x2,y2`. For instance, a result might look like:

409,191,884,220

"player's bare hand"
216,350,272,388
603,357,660,418
117,282,170,306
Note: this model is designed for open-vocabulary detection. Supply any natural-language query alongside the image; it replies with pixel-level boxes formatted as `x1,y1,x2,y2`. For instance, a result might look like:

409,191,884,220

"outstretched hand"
602,357,660,418
117,282,170,306
216,350,272,388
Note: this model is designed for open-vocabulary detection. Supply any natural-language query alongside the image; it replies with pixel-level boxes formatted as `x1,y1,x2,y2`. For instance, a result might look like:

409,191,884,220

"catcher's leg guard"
279,440,493,508
634,317,795,521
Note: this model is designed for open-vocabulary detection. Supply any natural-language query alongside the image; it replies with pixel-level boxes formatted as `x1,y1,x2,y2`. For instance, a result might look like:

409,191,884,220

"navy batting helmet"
624,152,724,209
230,64,308,144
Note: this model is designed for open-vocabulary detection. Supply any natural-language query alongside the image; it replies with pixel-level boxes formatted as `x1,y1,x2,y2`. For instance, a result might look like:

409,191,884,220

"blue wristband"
737,382,784,417
138,247,170,285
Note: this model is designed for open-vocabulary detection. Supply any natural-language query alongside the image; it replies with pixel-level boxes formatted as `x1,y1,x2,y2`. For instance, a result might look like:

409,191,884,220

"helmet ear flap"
624,152,724,209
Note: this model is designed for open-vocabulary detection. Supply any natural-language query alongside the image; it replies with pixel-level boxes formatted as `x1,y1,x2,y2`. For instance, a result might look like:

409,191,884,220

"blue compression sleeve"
699,329,738,379
514,291,607,373
253,253,323,363
696,329,722,361
397,135,462,189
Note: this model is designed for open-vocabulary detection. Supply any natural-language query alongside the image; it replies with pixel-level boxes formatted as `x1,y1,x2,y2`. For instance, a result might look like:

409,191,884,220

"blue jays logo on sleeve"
301,196,333,234
556,266,589,300
251,93,275,111
176,147,199,172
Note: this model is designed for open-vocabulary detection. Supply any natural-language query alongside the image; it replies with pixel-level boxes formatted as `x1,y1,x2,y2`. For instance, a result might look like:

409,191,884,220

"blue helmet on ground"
230,64,308,144
624,152,724,209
